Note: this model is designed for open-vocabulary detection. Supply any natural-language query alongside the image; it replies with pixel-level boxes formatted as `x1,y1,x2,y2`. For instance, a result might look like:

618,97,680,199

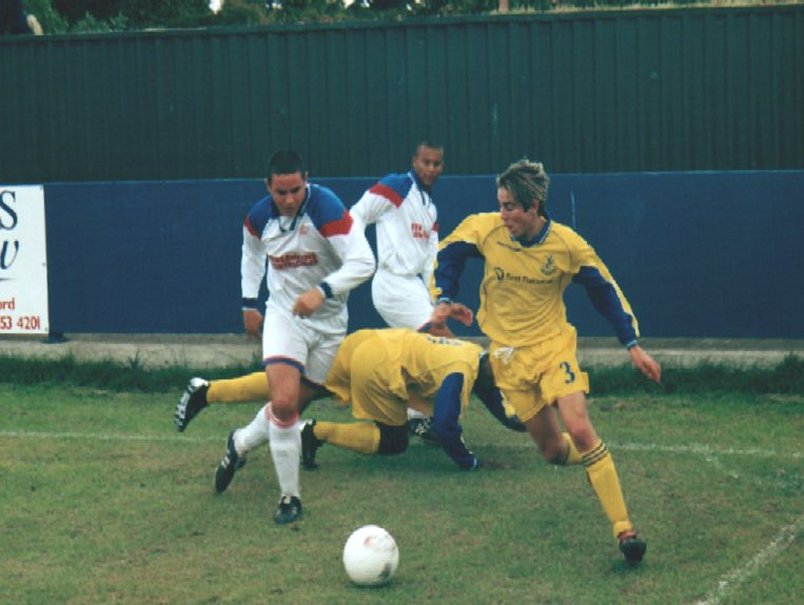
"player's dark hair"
413,140,444,156
267,150,306,182
496,158,550,216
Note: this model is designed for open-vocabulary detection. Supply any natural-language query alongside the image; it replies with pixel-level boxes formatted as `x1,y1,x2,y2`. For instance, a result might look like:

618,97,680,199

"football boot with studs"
617,530,646,566
274,495,303,525
407,416,439,445
300,420,323,469
175,377,209,432
214,430,246,493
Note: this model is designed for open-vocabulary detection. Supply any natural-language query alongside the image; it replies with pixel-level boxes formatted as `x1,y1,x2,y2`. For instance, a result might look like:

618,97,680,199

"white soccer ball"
342,524,399,586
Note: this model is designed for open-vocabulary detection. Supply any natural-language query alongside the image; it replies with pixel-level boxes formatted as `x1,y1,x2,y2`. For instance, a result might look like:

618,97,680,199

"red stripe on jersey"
433,222,439,232
244,216,260,237
319,210,354,237
369,183,404,208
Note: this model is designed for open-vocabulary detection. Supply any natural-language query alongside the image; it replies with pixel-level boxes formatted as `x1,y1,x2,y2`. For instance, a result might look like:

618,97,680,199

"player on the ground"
430,158,661,565
299,328,526,470
175,142,450,441
211,150,374,525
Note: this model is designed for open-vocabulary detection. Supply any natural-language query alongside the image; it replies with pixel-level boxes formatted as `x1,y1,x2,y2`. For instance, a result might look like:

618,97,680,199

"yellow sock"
582,440,633,539
315,421,380,455
207,371,270,404
562,432,582,465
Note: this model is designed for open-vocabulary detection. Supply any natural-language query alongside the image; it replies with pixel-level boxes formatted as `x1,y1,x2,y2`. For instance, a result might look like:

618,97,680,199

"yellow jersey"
325,328,485,469
435,212,640,348
326,328,482,410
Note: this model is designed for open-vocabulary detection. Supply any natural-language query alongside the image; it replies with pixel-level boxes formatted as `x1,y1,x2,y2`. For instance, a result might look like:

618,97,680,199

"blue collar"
513,213,551,248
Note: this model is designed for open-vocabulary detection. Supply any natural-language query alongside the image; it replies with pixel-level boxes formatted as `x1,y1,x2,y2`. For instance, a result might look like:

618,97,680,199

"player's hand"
430,301,474,329
242,308,263,338
629,345,662,384
293,287,326,318
447,302,474,326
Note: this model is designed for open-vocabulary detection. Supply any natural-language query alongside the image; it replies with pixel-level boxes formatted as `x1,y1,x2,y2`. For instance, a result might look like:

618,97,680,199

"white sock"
407,407,426,420
233,402,272,455
266,406,301,499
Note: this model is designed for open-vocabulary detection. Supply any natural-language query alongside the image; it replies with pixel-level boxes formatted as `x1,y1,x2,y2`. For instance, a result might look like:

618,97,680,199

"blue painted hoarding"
41,171,804,338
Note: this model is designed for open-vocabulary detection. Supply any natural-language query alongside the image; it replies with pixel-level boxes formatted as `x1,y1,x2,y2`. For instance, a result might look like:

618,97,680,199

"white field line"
692,515,804,605
0,430,801,460
608,440,802,460
0,429,222,443
3,427,801,605
700,454,801,491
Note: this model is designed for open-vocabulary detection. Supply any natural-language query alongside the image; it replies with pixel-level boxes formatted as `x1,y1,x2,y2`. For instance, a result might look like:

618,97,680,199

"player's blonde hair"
496,159,550,216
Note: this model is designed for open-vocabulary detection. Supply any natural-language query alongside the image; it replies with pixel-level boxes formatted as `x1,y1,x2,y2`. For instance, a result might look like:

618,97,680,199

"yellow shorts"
349,342,409,426
488,327,589,423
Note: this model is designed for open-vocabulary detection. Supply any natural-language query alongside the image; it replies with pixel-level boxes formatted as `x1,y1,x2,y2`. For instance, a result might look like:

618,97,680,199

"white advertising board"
0,185,49,335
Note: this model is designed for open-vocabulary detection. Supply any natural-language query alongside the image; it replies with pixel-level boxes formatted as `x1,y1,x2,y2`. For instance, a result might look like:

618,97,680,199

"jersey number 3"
559,361,576,384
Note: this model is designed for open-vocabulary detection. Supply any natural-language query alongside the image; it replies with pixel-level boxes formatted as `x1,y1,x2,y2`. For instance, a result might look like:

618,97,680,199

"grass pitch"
0,369,801,604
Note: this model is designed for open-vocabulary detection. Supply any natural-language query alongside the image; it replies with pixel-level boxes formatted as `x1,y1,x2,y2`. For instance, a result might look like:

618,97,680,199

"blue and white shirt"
350,171,438,289
241,183,375,324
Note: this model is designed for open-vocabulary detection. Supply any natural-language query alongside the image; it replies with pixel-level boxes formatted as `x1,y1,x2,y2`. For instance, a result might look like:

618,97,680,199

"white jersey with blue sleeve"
350,171,439,329
241,183,375,328
350,171,438,282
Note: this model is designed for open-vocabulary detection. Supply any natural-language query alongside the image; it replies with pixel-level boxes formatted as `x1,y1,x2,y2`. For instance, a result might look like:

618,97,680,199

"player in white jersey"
174,142,450,440
350,141,443,332
212,150,374,525
349,141,447,439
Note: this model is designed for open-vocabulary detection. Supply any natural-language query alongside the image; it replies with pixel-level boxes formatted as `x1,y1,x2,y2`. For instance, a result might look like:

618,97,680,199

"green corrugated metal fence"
1,7,801,182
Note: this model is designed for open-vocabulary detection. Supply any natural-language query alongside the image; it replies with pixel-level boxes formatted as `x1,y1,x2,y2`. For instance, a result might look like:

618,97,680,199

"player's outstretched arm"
629,345,662,384
432,373,479,470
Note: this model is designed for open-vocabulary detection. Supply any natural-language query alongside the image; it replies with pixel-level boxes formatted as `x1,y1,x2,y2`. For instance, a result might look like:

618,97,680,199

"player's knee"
565,425,596,452
376,423,409,455
269,398,298,422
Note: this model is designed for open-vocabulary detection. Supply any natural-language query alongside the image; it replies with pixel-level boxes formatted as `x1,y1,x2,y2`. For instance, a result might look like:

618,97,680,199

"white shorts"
262,301,346,386
371,270,434,330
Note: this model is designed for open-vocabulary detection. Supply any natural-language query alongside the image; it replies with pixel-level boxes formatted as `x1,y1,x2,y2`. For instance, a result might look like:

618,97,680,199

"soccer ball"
342,525,399,586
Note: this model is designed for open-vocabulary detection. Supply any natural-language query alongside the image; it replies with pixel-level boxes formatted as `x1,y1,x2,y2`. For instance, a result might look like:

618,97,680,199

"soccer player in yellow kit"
430,159,662,565
300,328,525,470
